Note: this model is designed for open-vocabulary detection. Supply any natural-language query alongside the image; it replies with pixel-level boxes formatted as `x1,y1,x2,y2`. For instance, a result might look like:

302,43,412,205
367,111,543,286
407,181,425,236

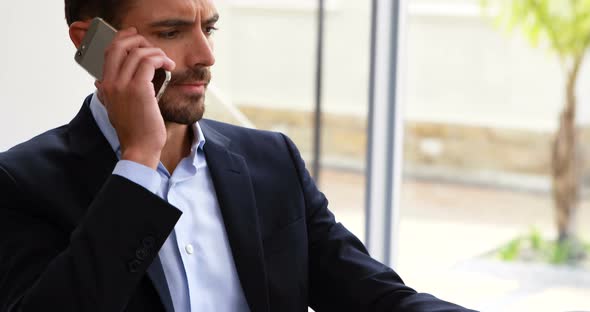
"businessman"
0,0,477,311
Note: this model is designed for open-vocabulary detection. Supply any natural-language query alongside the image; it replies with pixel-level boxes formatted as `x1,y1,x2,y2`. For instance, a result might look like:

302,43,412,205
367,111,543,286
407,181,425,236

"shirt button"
185,244,194,255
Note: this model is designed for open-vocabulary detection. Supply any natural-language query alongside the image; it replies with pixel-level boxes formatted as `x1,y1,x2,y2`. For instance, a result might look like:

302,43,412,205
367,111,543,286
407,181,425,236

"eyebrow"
149,13,220,28
149,19,195,28
205,13,220,24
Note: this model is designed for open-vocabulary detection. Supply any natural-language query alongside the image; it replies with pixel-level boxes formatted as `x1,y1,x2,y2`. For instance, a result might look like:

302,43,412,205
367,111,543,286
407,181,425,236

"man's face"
119,0,218,124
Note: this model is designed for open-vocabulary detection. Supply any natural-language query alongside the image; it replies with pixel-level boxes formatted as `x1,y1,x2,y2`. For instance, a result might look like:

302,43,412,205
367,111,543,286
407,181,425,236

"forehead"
123,0,217,23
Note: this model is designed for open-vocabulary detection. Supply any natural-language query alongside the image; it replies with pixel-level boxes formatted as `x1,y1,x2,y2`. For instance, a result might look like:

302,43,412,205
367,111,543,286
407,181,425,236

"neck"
161,122,194,173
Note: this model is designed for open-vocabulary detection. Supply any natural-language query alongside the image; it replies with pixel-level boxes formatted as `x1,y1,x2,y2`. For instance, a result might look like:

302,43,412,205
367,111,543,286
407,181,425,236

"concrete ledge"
205,104,590,193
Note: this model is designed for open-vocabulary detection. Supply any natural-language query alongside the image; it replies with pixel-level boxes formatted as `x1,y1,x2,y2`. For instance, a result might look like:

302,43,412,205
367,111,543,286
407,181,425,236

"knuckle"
114,30,127,38
140,37,153,47
101,81,113,91
105,43,120,56
111,41,124,50
108,82,124,94
148,55,161,65
129,47,143,59
141,55,160,68
104,46,113,57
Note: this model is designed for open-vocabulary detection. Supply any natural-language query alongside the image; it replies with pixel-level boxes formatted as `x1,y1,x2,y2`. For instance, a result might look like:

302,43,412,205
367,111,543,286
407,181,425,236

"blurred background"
1,0,589,311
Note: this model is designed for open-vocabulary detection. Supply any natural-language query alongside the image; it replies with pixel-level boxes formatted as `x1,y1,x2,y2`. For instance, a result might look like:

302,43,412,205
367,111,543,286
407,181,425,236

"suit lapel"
201,121,270,312
68,95,174,311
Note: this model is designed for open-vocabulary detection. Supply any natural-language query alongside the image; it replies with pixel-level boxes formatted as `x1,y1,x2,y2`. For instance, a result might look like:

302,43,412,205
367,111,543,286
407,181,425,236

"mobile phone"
75,17,171,101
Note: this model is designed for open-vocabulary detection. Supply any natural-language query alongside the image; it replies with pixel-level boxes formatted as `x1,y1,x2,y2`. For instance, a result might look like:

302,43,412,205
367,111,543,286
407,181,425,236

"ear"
69,20,92,49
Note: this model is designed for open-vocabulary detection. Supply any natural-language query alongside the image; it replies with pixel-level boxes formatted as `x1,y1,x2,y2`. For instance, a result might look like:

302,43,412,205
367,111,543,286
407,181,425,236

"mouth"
173,81,208,94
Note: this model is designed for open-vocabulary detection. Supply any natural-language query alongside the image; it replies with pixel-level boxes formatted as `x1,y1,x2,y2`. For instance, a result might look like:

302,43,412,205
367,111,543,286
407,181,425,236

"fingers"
101,28,175,97
118,47,171,85
133,54,175,82
102,27,153,83
98,27,175,106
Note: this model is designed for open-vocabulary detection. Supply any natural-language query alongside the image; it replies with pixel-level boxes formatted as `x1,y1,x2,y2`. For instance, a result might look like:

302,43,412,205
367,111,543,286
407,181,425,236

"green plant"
550,240,573,264
481,0,590,248
495,229,589,265
529,227,543,251
498,237,522,261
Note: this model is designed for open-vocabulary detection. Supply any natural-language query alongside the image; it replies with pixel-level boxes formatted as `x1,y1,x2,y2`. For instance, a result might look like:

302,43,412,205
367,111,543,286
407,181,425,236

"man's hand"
95,27,176,169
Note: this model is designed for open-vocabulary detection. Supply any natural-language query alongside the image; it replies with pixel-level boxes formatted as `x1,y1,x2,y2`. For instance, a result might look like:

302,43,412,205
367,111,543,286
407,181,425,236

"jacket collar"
68,94,114,157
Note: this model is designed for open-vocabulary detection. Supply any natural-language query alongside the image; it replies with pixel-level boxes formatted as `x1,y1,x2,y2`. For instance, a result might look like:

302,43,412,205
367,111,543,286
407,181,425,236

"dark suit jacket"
0,96,476,312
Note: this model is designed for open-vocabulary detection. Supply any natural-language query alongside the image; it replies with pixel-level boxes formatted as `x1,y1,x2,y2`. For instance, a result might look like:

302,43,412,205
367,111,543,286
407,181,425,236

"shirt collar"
89,91,206,158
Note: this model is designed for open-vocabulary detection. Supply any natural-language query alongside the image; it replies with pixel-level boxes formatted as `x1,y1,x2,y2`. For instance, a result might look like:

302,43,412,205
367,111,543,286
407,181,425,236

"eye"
204,26,219,36
157,30,180,39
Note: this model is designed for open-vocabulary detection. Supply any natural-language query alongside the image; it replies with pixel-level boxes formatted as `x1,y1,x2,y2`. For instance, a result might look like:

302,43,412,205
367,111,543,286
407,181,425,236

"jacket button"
136,248,149,261
142,236,156,249
128,259,141,273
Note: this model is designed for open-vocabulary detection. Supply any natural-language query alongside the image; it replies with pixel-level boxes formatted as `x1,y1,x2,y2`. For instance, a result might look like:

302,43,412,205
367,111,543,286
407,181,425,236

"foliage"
498,237,521,261
481,0,590,61
496,228,589,266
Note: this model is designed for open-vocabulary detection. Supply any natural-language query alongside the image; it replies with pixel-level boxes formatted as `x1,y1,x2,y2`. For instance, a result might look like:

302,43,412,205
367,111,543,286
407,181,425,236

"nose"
187,29,215,68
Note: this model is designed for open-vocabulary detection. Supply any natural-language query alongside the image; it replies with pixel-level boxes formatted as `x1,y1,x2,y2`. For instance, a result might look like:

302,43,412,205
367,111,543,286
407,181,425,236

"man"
0,0,476,311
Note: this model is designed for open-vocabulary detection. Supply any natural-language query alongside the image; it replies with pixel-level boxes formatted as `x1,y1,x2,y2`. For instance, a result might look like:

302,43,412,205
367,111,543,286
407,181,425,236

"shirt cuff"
113,160,161,195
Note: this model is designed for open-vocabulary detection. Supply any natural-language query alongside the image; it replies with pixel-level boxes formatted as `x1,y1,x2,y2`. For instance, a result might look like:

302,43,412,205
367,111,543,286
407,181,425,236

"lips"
175,81,208,87
173,81,208,94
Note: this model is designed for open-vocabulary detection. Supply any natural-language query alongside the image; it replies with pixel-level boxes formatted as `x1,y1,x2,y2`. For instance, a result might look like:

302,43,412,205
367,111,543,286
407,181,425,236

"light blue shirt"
89,93,250,312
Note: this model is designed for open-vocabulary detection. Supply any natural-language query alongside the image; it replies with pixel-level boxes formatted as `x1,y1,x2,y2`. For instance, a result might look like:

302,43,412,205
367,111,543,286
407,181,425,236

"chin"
159,94,205,125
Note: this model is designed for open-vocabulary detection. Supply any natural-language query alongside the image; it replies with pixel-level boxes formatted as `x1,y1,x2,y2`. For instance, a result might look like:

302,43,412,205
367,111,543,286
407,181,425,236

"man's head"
67,0,218,125
65,0,128,28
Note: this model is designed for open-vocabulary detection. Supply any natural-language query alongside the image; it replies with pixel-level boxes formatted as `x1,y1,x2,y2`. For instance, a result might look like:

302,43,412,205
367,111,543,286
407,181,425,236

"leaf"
499,238,522,261
480,0,590,57
530,228,543,251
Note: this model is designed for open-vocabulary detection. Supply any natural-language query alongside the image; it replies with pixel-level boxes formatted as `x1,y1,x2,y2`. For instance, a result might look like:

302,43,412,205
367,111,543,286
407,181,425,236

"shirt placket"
167,163,202,311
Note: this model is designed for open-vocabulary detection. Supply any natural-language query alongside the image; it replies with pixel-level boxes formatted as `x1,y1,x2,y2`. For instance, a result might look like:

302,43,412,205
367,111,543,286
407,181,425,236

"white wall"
0,2,95,151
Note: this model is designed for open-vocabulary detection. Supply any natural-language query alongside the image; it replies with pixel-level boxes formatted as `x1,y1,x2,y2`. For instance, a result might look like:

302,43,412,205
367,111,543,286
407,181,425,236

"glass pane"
398,0,590,311
317,0,371,240
211,0,371,240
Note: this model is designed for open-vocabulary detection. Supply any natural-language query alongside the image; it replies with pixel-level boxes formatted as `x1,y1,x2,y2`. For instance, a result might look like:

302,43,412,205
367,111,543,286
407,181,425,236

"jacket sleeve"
0,166,181,312
280,134,478,312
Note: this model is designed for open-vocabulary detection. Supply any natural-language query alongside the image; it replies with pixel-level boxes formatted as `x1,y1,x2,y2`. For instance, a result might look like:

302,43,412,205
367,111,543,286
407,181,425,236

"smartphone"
75,17,171,102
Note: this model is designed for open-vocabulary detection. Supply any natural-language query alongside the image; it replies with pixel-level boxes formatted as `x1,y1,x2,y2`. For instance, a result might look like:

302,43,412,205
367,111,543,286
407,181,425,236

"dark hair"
64,0,129,27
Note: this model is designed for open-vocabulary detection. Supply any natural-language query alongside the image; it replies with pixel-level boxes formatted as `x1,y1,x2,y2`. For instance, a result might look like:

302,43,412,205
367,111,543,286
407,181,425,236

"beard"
158,66,212,125
159,92,206,125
